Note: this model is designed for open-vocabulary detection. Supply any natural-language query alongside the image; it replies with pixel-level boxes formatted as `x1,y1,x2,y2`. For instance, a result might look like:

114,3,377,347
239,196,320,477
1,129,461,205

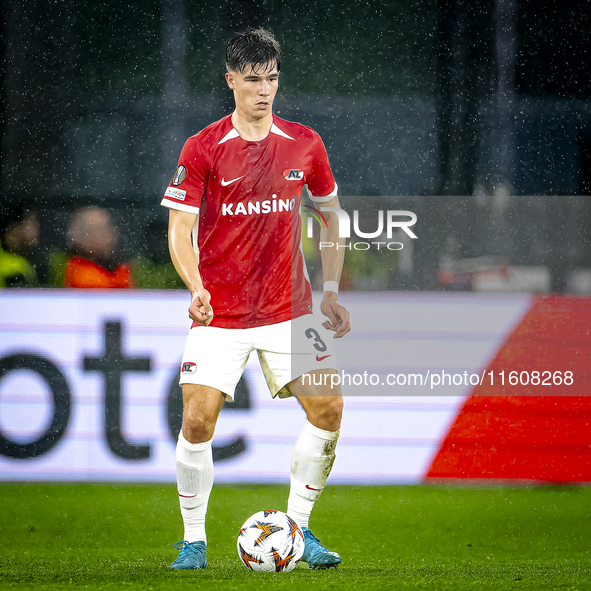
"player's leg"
178,384,225,540
292,376,343,431
255,316,343,568
286,374,343,568
286,313,342,532
290,376,343,523
288,384,342,530
171,384,224,570
171,325,252,569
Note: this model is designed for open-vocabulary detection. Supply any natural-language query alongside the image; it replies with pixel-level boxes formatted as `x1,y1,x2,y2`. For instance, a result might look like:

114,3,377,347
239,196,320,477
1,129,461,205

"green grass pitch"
1,483,590,590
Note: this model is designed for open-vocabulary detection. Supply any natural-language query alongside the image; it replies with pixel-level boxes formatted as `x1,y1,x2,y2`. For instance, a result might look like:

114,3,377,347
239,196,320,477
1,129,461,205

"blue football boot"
301,527,341,569
170,541,207,569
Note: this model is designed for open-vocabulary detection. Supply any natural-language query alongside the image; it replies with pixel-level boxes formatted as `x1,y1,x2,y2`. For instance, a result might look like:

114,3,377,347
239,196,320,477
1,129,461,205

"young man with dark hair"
162,28,350,570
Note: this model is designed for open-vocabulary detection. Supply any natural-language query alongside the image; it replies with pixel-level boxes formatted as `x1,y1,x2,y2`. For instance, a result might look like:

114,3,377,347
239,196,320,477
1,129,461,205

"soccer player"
161,28,350,570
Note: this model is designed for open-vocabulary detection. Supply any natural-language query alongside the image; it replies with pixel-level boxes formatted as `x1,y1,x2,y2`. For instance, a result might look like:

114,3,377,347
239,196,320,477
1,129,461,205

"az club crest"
181,361,197,374
283,169,304,181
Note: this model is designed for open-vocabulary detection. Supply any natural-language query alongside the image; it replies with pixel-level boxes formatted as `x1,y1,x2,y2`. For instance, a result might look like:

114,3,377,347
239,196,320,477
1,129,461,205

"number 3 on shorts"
305,328,327,352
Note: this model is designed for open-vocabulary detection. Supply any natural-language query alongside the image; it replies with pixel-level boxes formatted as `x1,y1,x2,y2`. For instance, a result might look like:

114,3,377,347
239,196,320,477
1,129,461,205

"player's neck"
231,110,273,142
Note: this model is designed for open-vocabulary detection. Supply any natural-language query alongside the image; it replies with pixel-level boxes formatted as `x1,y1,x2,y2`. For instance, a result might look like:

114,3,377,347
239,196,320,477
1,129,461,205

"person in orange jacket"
64,206,134,289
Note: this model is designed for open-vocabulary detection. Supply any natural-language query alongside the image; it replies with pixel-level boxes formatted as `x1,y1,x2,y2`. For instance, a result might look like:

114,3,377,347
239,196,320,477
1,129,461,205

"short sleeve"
306,132,338,203
161,136,208,215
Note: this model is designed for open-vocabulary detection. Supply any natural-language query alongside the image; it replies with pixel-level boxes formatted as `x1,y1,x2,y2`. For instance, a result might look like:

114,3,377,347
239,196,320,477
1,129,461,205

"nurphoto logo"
303,206,418,251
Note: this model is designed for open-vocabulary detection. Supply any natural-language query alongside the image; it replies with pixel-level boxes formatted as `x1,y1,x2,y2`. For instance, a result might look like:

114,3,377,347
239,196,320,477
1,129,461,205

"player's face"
226,62,279,121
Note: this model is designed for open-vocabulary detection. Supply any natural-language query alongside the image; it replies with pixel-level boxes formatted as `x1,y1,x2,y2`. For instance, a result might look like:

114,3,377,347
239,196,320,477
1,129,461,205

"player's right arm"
168,208,213,326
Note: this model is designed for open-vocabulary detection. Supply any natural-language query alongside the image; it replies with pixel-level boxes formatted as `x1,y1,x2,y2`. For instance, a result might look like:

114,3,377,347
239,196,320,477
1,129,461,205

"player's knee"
311,396,343,432
182,412,215,443
328,396,344,425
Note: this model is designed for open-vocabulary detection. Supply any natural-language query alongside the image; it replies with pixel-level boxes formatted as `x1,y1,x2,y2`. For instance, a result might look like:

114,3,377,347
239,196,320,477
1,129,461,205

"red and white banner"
426,296,591,482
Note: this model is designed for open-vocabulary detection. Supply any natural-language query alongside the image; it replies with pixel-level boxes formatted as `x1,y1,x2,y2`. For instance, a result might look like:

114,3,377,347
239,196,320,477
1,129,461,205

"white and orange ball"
237,510,305,572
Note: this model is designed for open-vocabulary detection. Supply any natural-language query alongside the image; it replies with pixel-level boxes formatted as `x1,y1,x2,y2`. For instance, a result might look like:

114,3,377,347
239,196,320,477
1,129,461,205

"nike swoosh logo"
305,485,323,491
316,354,331,361
221,175,245,186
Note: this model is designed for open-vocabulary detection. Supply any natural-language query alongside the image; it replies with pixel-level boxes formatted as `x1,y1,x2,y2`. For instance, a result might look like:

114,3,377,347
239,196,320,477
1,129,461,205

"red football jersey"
161,114,337,329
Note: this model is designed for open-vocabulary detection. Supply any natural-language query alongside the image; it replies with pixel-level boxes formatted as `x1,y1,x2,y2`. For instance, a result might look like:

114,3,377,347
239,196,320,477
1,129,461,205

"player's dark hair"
225,28,281,74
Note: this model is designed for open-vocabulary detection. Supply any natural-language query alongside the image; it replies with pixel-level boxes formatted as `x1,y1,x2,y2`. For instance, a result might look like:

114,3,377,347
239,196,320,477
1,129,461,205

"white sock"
176,431,214,544
287,420,340,530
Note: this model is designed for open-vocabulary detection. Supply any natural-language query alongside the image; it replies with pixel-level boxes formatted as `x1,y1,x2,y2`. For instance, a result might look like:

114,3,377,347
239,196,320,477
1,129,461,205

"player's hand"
320,292,351,338
189,288,214,326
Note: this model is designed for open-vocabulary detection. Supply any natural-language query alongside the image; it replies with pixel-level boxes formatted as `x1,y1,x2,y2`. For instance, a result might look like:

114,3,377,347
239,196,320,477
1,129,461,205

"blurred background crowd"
0,203,183,288
1,0,590,293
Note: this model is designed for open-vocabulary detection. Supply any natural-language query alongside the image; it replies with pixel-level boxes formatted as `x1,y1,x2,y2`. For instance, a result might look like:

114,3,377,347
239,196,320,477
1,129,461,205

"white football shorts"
179,314,337,401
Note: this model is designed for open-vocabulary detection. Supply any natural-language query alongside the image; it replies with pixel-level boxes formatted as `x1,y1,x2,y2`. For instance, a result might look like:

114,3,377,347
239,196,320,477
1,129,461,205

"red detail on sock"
426,296,591,483
178,493,197,498
305,485,323,491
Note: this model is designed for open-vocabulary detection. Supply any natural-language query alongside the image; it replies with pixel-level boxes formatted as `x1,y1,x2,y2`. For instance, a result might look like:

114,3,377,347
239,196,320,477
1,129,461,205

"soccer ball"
237,510,305,572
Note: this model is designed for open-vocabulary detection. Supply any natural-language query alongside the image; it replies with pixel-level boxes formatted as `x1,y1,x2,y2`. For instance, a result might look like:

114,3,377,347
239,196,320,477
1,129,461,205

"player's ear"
225,72,235,89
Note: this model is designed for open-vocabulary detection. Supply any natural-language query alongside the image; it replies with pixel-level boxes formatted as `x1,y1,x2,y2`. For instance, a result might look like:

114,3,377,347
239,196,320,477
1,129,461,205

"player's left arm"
318,194,351,338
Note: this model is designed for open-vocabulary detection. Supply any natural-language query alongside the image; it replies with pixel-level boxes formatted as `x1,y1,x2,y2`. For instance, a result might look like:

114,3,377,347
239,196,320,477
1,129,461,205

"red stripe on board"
426,296,591,482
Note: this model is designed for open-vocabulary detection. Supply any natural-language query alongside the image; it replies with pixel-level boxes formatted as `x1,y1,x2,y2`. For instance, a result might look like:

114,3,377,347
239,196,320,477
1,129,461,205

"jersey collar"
270,122,295,140
217,120,295,144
